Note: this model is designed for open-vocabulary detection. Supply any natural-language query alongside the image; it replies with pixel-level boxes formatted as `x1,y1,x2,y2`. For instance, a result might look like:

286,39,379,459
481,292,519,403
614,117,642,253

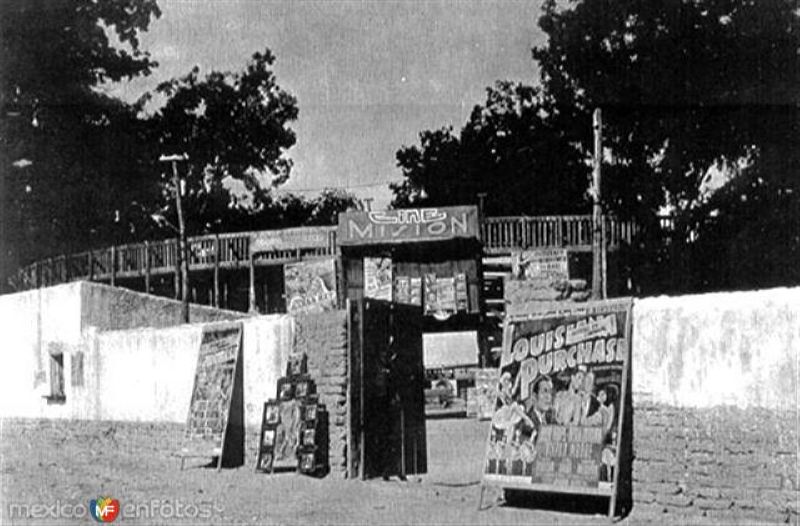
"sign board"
511,248,569,283
182,323,243,469
284,258,338,314
250,227,332,253
422,331,479,369
481,299,632,512
364,257,393,300
337,206,479,246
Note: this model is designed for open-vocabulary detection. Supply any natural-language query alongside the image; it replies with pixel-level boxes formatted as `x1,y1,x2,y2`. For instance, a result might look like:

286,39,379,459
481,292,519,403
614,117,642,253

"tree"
392,81,589,216
534,0,800,292
1,0,162,289
144,49,299,237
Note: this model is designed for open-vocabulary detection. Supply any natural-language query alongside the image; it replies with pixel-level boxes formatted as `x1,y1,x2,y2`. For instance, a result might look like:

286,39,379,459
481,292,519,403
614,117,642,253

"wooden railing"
12,227,338,291
11,215,639,290
481,215,637,254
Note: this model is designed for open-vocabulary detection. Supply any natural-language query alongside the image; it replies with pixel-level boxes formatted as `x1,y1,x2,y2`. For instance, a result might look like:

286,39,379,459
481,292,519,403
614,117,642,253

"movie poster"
424,274,457,317
482,299,632,496
511,248,569,283
183,323,242,457
394,276,411,304
364,257,393,300
284,258,338,314
272,399,303,469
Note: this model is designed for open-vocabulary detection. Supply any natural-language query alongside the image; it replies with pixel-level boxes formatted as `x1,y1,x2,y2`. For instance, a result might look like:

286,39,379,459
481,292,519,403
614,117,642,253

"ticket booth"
337,206,484,406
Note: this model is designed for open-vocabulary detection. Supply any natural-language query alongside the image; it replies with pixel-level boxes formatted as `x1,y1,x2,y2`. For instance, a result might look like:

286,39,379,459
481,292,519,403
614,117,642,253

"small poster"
423,274,437,315
394,276,411,305
482,299,632,502
364,257,393,300
284,258,338,314
511,248,569,284
425,275,457,318
455,273,469,312
436,277,456,312
409,277,423,306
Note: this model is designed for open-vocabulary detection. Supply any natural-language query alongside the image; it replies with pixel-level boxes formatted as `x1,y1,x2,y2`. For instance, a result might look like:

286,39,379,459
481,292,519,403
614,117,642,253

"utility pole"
159,154,190,323
592,109,606,299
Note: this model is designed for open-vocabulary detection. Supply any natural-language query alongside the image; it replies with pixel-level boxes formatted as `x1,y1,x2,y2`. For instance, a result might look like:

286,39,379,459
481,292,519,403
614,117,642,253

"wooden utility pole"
592,108,606,299
160,154,190,323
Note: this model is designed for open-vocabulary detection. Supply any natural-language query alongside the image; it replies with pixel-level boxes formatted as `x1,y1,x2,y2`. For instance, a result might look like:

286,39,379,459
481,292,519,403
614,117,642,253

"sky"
108,0,548,209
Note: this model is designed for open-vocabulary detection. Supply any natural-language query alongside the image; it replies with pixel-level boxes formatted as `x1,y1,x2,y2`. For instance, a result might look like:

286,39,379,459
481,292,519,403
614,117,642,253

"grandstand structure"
10,214,637,318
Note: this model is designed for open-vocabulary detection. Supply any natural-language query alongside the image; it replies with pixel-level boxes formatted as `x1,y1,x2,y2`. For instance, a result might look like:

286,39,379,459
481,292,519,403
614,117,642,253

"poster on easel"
181,323,243,470
480,299,632,518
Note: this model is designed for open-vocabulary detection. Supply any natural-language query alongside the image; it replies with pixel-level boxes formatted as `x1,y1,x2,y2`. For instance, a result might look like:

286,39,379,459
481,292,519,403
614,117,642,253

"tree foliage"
392,81,590,216
534,0,800,291
1,0,162,287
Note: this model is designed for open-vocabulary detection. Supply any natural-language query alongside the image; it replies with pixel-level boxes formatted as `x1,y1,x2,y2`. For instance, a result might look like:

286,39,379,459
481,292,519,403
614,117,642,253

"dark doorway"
348,299,427,479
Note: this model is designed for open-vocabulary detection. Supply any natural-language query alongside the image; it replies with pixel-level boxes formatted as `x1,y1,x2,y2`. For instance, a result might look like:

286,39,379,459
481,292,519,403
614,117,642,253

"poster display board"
364,257,393,301
481,299,632,515
284,258,338,314
181,323,243,470
250,227,331,253
511,248,569,283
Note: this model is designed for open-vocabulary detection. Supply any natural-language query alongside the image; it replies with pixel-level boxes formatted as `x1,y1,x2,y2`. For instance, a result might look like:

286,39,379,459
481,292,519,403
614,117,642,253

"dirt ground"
0,416,792,525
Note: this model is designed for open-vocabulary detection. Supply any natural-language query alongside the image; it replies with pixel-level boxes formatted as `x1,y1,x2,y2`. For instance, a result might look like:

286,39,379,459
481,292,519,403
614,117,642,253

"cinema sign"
337,206,479,246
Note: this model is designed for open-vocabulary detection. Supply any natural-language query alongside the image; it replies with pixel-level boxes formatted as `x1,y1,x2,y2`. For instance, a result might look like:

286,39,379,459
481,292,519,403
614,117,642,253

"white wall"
633,287,799,410
74,316,293,427
0,282,264,423
0,284,83,418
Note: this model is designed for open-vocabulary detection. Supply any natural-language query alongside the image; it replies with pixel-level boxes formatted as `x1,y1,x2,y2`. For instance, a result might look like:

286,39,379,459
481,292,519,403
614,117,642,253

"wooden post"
144,241,151,294
110,247,117,287
213,234,220,308
174,240,180,299
88,252,94,281
170,159,190,323
591,108,605,299
248,253,256,313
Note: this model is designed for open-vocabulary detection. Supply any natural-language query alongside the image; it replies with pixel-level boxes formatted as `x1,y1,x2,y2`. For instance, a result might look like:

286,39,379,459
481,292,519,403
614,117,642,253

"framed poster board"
181,323,244,470
480,299,632,518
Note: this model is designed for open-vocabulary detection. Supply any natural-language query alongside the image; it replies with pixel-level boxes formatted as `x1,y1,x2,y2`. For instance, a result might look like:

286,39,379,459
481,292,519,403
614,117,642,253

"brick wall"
632,403,798,523
292,310,349,478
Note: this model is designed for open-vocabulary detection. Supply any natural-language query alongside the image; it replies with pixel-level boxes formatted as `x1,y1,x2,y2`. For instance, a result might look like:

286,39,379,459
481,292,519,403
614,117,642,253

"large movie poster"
183,323,243,458
482,299,632,496
284,258,338,314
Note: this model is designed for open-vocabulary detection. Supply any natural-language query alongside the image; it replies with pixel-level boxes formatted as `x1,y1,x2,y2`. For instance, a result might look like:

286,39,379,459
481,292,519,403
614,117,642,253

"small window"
47,346,66,403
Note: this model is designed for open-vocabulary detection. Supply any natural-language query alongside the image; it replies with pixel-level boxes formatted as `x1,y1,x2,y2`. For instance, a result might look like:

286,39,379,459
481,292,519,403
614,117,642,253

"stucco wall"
0,282,253,421
81,316,293,426
0,283,84,418
632,287,799,410
79,281,245,331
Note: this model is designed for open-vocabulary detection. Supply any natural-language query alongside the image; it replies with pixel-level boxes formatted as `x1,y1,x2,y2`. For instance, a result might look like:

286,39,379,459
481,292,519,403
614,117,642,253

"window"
47,345,66,403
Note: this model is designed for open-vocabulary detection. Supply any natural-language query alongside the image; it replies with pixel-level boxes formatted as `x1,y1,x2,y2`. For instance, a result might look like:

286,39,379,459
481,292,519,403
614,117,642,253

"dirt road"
0,414,794,525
